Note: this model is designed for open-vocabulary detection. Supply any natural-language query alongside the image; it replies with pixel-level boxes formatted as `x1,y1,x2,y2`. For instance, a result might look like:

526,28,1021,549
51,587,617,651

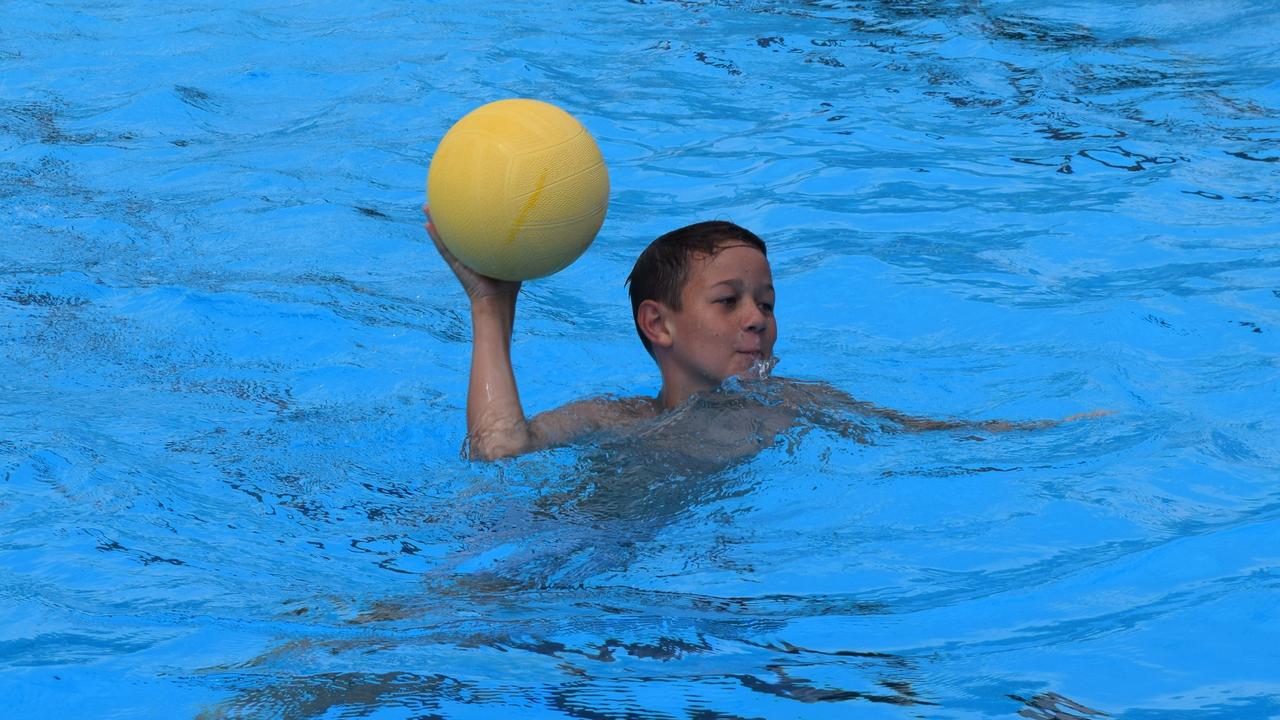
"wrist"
470,292,517,339
471,291,517,313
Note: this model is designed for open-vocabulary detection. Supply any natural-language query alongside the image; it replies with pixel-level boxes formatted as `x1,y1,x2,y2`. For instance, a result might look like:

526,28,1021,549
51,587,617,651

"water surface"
2,0,1278,718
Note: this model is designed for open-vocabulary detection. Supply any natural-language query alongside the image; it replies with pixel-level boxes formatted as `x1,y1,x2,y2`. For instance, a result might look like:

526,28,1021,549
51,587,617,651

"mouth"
735,352,778,380
733,349,772,369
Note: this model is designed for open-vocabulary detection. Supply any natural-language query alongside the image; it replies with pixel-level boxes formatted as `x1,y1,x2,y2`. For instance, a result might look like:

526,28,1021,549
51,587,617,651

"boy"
425,206,1104,460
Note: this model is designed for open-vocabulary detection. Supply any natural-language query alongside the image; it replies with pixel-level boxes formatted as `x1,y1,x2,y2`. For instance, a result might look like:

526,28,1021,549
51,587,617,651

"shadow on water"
1011,691,1109,720
195,641,938,720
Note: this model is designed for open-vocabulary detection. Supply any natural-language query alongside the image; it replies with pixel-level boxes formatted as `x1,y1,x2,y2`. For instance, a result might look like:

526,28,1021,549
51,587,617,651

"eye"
715,296,737,306
759,301,774,313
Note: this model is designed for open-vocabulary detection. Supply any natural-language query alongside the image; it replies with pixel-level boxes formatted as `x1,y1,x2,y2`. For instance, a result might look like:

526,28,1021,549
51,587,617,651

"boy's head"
626,221,776,404
626,221,768,355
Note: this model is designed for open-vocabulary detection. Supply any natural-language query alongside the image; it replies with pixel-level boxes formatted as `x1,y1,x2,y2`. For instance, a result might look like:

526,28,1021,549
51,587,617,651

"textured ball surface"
427,99,609,281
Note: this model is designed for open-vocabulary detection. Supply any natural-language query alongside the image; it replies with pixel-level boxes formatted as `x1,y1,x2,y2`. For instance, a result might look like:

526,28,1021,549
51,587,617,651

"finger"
425,223,465,271
422,208,444,244
426,221,445,248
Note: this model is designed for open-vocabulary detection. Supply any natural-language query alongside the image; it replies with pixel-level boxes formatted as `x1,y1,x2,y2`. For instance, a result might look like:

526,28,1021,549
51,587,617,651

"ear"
636,299,675,350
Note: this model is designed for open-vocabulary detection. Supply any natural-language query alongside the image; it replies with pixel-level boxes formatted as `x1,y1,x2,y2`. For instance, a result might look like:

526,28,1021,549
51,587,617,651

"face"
663,242,777,395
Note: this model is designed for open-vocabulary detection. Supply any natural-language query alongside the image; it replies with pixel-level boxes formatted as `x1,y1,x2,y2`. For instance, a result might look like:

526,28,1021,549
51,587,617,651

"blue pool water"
3,1,1279,718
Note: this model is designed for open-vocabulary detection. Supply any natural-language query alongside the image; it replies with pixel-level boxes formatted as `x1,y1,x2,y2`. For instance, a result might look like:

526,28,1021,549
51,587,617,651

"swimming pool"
3,0,1278,717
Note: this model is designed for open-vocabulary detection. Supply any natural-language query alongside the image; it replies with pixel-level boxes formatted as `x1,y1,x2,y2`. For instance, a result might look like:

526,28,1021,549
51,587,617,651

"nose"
742,302,766,333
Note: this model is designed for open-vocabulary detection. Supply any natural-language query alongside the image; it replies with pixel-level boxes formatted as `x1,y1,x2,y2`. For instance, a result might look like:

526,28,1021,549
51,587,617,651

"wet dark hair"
625,220,767,356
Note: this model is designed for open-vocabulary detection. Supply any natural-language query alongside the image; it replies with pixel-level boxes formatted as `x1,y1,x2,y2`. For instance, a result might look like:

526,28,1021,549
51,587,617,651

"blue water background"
2,0,1279,718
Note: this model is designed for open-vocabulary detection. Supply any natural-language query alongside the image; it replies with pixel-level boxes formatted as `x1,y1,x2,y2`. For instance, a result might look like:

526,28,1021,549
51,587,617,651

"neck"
655,371,717,411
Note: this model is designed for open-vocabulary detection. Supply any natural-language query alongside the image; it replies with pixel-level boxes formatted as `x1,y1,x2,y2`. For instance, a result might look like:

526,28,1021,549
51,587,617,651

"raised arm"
425,205,530,459
425,205,651,460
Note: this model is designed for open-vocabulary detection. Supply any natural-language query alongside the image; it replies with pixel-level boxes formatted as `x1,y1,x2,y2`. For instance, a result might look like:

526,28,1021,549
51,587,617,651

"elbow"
467,443,513,462
465,433,528,462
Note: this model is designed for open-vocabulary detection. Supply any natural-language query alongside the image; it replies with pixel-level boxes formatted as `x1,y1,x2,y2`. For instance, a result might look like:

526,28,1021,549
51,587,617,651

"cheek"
701,314,728,338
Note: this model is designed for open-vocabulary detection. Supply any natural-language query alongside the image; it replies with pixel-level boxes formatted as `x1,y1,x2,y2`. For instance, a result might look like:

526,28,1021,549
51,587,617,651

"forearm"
825,391,1049,434
466,293,531,459
893,411,1054,433
784,379,1108,435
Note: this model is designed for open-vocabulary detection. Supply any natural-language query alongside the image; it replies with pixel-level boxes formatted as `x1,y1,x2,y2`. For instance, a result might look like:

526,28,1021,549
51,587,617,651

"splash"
742,354,779,381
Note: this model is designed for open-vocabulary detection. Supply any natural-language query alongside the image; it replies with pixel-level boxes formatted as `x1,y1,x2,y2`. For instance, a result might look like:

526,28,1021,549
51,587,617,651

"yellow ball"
427,99,609,281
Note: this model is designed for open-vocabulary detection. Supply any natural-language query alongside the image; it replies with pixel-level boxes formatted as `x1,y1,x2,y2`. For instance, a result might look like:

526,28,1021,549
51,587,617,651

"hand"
1062,409,1116,423
424,203,520,302
977,408,1115,434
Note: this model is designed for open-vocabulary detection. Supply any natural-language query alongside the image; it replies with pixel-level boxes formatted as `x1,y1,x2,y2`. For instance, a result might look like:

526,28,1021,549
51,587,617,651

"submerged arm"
858,403,1049,433
870,405,1113,433
785,380,1110,435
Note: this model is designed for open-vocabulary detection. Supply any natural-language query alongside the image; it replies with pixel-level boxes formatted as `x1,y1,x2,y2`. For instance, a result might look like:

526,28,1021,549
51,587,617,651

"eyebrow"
709,279,774,292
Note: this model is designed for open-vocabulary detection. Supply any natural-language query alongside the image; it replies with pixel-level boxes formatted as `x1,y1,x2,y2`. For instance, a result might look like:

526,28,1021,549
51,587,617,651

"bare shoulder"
559,395,660,425
774,377,868,410
527,394,659,449
769,377,962,431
